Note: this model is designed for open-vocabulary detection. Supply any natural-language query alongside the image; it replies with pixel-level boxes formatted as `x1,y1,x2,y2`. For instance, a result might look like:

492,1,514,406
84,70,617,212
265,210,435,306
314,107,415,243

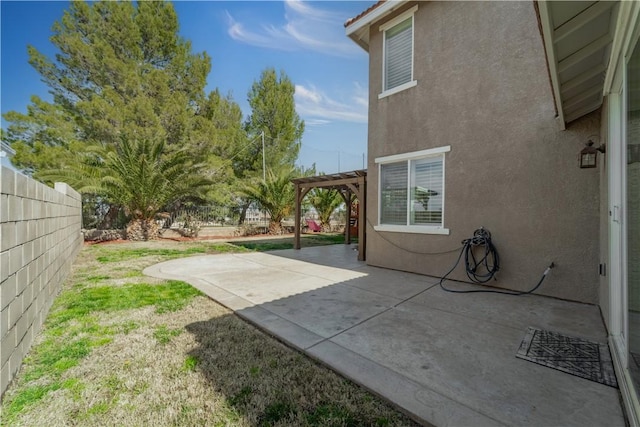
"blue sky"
1,0,371,174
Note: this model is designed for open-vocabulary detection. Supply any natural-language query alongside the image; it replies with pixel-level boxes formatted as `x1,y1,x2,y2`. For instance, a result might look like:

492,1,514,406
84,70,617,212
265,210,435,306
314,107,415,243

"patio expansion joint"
307,338,508,427
310,281,442,349
397,296,531,335
399,286,609,340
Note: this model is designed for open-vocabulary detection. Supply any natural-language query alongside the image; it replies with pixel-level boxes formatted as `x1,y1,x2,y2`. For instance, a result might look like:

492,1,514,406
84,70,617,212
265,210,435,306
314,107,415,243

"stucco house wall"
599,98,610,329
365,1,601,303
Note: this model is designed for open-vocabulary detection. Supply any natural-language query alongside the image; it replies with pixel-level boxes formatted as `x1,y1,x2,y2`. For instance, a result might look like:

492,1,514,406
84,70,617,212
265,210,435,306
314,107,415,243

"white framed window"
375,146,450,234
379,5,418,99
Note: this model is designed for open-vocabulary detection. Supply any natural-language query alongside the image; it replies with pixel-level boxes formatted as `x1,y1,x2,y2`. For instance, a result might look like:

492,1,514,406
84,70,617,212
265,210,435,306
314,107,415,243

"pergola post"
294,183,301,250
290,170,366,260
358,176,366,261
344,190,352,245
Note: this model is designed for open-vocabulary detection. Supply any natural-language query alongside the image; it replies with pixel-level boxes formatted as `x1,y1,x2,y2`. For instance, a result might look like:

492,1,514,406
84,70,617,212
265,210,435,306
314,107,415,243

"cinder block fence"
0,166,83,396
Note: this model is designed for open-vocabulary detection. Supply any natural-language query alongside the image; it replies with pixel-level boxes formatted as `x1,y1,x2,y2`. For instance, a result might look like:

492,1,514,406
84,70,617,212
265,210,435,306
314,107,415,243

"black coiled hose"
439,227,553,295
462,227,499,283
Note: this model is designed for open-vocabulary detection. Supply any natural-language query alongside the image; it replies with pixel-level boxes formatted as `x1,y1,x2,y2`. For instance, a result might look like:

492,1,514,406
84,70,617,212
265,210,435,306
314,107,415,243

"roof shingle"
344,0,387,28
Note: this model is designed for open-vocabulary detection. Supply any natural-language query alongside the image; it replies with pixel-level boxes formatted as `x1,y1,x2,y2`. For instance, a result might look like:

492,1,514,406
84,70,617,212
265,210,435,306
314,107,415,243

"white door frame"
606,4,640,424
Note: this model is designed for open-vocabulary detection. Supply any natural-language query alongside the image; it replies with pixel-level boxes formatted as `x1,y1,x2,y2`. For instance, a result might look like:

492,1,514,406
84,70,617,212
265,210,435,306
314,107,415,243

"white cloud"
352,82,368,109
305,119,331,126
226,1,362,57
283,0,340,21
226,12,294,51
295,83,368,124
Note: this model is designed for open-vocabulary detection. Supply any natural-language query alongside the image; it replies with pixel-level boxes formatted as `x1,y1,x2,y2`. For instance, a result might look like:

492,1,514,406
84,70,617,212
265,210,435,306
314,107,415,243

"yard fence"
166,206,244,228
0,166,82,397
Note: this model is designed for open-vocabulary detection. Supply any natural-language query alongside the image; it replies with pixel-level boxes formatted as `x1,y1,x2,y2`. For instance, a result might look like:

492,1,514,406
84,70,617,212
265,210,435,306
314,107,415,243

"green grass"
95,247,208,263
22,325,115,383
92,242,256,263
229,386,253,406
56,281,202,317
45,281,201,331
230,233,355,252
2,238,415,427
306,403,359,426
1,250,203,423
3,378,79,422
153,325,183,345
86,274,111,282
90,234,349,263
234,241,293,251
116,320,140,334
183,355,199,372
306,234,354,244
4,383,63,419
205,243,250,253
261,401,295,426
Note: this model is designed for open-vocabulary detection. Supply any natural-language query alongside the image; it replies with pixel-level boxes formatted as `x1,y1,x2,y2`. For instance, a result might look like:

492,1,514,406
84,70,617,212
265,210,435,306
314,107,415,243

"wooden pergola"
291,170,367,261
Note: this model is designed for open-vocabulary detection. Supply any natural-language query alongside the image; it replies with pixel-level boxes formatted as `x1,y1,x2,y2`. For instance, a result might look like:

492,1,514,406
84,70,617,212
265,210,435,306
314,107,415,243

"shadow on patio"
145,245,624,426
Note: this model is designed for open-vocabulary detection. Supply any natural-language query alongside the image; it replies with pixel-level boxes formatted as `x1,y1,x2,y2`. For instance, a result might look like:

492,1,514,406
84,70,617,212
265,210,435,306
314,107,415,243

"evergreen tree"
245,68,305,174
4,1,226,180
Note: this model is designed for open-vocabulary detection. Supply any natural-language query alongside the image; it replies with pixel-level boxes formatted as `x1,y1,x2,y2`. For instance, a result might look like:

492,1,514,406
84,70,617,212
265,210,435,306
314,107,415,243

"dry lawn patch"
1,240,418,426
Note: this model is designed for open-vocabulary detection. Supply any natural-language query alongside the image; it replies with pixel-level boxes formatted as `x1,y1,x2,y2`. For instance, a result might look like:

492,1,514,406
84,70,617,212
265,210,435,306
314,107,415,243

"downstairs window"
375,146,450,234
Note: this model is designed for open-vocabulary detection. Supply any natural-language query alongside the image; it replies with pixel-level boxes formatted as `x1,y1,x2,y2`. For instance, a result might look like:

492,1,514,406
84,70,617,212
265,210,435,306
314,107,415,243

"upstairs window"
380,6,417,98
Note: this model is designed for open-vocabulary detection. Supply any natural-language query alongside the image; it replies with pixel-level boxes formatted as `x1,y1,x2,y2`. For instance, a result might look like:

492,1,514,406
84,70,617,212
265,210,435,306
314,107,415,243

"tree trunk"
100,204,120,229
268,221,283,235
126,218,160,241
239,201,251,225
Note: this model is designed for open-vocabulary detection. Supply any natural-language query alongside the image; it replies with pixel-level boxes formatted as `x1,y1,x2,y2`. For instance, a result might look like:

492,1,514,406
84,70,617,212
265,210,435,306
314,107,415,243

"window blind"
380,162,408,225
410,158,443,225
384,17,413,91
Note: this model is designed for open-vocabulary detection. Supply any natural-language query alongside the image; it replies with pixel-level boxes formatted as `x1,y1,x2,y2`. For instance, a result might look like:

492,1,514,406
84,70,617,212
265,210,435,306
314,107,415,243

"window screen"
384,17,413,91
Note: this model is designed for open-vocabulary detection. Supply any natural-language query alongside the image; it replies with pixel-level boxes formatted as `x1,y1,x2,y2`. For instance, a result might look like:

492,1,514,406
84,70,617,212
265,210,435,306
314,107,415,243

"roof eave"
347,28,371,52
537,1,625,128
345,0,409,51
537,2,566,129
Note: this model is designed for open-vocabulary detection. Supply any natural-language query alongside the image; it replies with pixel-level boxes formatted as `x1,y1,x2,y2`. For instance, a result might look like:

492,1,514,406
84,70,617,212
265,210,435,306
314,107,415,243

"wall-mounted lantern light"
580,138,606,169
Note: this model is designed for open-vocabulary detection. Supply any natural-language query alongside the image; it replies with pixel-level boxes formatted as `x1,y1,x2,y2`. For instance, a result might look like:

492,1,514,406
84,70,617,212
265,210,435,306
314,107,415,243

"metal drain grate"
516,327,618,388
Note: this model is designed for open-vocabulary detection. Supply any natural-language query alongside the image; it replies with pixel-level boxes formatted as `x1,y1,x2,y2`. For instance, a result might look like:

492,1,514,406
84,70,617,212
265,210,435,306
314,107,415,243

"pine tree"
245,68,305,173
4,1,220,177
4,1,248,231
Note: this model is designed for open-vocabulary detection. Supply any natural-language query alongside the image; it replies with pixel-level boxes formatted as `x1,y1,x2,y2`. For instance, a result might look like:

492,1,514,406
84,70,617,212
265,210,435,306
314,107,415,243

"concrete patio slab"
144,244,625,426
260,282,400,338
307,340,506,427
412,283,607,342
238,305,325,349
331,300,621,426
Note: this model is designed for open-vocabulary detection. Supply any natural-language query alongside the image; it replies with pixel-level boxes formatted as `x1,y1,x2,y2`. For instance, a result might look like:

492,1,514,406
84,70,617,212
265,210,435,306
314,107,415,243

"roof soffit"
344,0,410,51
538,1,620,125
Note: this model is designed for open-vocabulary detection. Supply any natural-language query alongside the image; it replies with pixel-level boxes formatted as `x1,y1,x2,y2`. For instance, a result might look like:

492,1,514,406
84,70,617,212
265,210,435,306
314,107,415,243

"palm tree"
107,139,211,239
44,138,211,240
307,188,343,231
241,168,295,234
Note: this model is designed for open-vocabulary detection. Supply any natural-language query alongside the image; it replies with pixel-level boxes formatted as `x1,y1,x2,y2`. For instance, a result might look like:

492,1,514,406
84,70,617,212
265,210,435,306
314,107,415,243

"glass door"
627,37,640,390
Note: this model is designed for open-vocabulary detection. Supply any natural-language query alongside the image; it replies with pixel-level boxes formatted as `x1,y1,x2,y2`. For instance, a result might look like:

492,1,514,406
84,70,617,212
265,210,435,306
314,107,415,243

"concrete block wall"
0,166,83,397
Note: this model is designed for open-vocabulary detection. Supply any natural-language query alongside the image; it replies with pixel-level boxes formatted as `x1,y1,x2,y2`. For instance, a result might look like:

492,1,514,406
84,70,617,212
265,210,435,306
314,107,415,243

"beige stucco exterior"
364,1,602,303
599,98,610,328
